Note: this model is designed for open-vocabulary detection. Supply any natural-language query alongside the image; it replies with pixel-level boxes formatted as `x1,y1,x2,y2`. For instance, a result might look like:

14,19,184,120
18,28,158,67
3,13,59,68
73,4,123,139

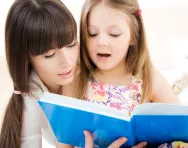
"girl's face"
87,4,131,71
29,40,79,91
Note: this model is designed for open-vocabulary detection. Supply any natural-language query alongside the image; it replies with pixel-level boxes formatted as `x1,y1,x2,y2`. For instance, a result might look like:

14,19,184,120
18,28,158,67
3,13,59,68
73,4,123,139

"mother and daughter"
0,0,185,148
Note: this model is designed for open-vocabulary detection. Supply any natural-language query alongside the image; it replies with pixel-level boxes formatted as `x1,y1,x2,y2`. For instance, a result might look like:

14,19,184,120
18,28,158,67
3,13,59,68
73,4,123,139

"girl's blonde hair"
77,0,153,103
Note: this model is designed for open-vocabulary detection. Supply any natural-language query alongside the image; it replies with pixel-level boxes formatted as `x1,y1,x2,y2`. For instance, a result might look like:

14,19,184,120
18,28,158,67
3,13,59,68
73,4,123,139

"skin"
30,40,79,94
87,4,132,86
30,40,79,147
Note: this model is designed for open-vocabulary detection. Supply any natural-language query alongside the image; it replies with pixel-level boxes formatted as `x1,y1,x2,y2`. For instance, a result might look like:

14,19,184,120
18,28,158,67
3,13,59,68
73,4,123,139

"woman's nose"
58,48,72,67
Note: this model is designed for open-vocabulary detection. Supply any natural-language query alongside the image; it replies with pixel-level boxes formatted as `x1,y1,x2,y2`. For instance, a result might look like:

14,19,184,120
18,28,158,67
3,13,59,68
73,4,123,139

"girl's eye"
45,53,55,58
88,33,98,37
110,34,121,37
67,42,77,48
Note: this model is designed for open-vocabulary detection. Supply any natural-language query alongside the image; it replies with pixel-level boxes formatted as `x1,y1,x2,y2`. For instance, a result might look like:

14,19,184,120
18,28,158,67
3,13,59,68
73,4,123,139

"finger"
132,142,147,148
108,137,127,148
84,130,94,148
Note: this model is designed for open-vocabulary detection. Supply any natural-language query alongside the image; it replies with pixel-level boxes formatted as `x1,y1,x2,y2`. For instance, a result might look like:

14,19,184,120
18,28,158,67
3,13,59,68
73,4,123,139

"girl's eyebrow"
88,26,98,32
88,25,120,28
108,25,121,29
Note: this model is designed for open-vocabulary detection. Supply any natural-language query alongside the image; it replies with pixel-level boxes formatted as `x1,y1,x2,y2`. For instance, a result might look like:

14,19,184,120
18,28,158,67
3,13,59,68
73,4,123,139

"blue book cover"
38,92,188,147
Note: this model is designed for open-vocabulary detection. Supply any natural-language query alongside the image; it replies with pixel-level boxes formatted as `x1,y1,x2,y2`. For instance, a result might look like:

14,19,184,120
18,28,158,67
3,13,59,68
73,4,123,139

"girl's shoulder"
151,68,180,104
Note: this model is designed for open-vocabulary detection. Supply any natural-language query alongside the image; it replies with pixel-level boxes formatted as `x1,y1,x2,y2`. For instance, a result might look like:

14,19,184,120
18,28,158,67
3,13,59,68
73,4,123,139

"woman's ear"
27,55,31,64
27,58,30,64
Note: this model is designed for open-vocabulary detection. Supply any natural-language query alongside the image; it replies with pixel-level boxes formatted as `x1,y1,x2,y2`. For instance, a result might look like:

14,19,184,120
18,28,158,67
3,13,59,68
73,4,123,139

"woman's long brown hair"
0,0,77,148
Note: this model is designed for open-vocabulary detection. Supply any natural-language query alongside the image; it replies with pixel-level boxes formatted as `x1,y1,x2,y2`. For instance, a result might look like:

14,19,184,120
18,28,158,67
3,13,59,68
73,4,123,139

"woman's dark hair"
0,0,77,147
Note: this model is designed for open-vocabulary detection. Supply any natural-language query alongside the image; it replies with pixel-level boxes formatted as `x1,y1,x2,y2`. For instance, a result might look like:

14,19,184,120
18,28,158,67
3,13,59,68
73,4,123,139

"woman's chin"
59,76,74,86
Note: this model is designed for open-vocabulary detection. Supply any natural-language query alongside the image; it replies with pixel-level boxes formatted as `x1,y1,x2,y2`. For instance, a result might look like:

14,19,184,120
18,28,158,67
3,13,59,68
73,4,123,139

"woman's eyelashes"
44,41,77,59
45,52,55,59
44,49,56,59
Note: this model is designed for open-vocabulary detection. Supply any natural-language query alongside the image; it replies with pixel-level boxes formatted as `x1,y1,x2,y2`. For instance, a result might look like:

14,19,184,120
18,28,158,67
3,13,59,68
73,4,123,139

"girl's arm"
151,68,181,104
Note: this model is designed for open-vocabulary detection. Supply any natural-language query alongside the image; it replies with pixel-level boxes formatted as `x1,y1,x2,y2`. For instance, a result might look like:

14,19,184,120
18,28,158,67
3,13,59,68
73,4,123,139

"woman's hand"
84,130,147,148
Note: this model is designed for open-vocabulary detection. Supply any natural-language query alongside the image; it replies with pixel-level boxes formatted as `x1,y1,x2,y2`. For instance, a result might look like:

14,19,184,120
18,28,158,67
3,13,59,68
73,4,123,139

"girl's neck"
94,66,132,86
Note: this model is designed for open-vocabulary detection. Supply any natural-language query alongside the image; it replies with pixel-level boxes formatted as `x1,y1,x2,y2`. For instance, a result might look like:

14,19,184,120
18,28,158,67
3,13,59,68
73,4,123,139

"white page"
132,103,188,115
40,92,130,121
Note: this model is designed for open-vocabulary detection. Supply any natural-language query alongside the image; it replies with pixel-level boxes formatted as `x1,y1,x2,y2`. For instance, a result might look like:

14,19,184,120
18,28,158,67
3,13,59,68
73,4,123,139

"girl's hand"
84,130,147,148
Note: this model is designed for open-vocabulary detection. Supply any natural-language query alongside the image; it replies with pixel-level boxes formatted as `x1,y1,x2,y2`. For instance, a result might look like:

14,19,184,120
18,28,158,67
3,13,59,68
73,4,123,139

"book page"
132,103,188,115
40,92,131,121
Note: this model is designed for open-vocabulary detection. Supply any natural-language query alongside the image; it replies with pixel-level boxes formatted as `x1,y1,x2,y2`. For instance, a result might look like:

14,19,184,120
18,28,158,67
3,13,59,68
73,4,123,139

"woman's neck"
44,82,62,94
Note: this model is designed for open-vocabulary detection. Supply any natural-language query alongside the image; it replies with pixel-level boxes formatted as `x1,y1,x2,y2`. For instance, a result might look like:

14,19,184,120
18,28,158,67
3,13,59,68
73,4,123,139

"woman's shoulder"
21,94,56,146
21,95,42,137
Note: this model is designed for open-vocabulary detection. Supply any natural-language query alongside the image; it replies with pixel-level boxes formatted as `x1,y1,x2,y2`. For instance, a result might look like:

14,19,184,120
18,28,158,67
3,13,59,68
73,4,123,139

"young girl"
0,0,79,148
79,0,180,114
77,0,184,147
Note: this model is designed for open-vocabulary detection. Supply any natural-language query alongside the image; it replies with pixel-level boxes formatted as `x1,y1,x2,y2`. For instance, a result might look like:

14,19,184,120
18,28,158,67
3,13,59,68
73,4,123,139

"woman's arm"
151,68,181,104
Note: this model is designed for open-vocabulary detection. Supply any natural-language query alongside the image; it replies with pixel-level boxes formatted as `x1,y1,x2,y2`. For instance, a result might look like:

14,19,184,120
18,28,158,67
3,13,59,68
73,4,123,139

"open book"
38,92,188,147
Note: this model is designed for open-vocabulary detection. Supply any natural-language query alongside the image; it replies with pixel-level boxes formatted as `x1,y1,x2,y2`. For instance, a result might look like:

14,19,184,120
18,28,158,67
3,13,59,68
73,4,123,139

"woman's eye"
45,53,55,58
67,42,77,48
88,33,98,37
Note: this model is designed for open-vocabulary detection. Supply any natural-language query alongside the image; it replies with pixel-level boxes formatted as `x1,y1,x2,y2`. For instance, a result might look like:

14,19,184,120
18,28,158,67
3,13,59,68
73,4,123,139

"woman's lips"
57,70,72,78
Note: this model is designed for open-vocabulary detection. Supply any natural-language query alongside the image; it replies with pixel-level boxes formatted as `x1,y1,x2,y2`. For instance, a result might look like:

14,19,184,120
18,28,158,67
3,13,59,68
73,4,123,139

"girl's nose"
98,34,108,48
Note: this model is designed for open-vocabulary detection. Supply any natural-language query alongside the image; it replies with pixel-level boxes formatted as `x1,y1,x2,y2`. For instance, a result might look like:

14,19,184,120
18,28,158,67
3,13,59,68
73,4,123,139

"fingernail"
121,137,128,142
83,130,87,135
144,142,147,146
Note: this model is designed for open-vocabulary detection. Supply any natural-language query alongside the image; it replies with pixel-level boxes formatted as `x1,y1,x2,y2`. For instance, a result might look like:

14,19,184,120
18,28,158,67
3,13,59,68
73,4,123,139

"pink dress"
85,76,142,116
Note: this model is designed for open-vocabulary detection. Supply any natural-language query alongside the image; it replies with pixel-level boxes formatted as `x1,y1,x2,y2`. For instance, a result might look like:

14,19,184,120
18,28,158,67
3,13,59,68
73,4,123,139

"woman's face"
29,39,79,92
